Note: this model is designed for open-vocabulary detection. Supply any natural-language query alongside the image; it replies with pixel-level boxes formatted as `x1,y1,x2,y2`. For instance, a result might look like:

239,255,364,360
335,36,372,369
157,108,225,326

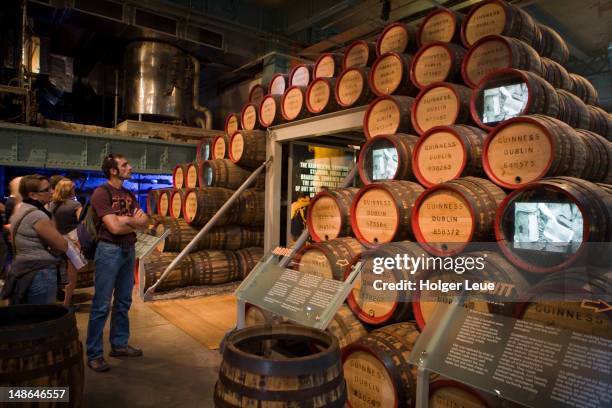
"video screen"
482,82,528,124
513,202,583,253
371,147,398,181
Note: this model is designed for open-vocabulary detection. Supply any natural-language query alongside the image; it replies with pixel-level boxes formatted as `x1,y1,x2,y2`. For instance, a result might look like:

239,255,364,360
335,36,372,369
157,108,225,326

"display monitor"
371,147,398,181
482,82,528,124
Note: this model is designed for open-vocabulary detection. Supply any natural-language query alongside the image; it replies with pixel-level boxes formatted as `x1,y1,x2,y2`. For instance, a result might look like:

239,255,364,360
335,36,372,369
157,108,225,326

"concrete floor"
73,289,222,408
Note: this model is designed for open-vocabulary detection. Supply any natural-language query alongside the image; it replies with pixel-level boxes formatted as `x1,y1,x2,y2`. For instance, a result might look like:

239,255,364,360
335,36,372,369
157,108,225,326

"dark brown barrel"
224,112,240,136
334,67,373,108
461,0,541,48
248,84,265,105
295,237,364,280
307,187,359,242
410,42,467,89
236,246,264,278
575,129,612,183
146,188,166,214
358,133,418,184
215,324,346,408
495,177,612,273
199,159,252,189
471,68,560,130
376,21,418,56
314,53,343,79
326,305,368,350
76,262,95,288
258,94,283,128
412,177,506,255
418,8,464,46
350,180,425,246
240,103,261,131
483,115,588,189
541,57,573,91
169,188,186,219
182,187,237,226
157,188,172,216
155,217,198,252
172,163,188,189
413,125,487,187
306,77,339,115
212,134,229,159
236,189,265,226
196,137,213,163
343,40,377,69
587,105,612,141
570,73,599,106
281,86,309,121
229,129,266,169
537,24,570,65
461,35,543,88
363,95,416,139
369,52,418,96
183,162,199,189
343,322,420,408
289,63,313,87
556,89,591,130
0,305,84,407
141,251,192,291
412,82,472,135
597,182,612,195
429,379,491,408
268,73,289,95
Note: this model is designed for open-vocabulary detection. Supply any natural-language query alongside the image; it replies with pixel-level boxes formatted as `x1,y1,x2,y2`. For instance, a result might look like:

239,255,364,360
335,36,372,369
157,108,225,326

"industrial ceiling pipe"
191,56,213,130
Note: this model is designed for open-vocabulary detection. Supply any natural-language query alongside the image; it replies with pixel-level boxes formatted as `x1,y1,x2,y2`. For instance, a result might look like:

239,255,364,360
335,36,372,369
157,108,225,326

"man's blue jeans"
27,267,58,304
86,241,135,360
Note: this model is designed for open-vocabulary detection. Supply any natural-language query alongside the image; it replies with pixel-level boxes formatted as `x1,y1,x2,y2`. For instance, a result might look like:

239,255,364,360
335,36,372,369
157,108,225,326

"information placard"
135,230,169,260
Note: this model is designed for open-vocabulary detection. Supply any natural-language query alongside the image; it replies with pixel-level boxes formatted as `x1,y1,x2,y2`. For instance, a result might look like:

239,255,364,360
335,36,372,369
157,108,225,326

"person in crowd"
4,176,22,224
86,154,149,373
49,175,66,197
5,175,68,304
49,178,83,308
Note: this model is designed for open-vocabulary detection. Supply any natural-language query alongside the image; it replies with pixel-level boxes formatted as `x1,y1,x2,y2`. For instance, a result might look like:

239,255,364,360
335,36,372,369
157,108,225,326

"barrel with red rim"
363,95,416,139
196,137,213,163
156,189,172,216
268,73,288,95
199,159,253,189
229,129,266,169
369,52,417,96
306,77,339,115
334,67,373,108
410,42,466,89
224,112,240,136
306,187,358,242
211,134,229,159
537,24,570,65
240,103,260,130
294,237,364,281
418,8,464,47
183,162,199,189
172,163,188,189
314,53,343,79
343,40,376,69
182,187,238,226
412,82,472,135
556,89,590,130
258,94,282,128
248,84,265,105
357,133,418,185
169,188,186,219
376,21,418,56
281,86,309,121
147,188,169,215
289,64,313,87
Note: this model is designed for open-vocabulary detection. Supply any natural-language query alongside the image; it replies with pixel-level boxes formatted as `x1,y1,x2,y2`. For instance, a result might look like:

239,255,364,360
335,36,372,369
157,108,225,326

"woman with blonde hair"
5,176,22,223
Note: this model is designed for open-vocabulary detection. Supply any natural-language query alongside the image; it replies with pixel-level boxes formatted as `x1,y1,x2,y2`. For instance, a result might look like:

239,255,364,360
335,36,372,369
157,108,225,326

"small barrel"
376,21,418,56
537,24,570,65
483,115,588,189
358,133,418,184
199,159,252,189
182,187,237,226
215,324,346,408
157,189,172,217
412,82,472,135
461,0,541,48
410,42,467,89
146,188,164,214
229,129,266,169
429,379,491,408
306,77,339,115
418,8,464,46
172,163,188,189
326,305,368,349
183,162,199,189
240,103,261,131
306,187,359,242
363,95,416,139
343,322,420,408
413,125,487,187
258,94,283,128
236,189,265,226
556,89,591,130
268,73,289,95
236,246,264,278
541,57,573,91
461,34,543,88
196,137,213,163
412,177,506,255
295,237,364,281
169,188,186,219
289,63,313,87
570,73,599,106
211,134,229,159
248,84,265,105
575,129,612,183
343,40,377,69
281,86,309,121
495,177,612,273
587,105,612,141
351,180,425,246
224,112,240,136
313,53,343,79
470,68,560,130
334,67,373,108
369,52,417,96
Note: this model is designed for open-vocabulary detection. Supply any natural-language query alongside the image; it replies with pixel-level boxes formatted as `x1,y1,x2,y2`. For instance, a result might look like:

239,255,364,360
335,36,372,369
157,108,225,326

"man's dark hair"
19,174,49,197
50,175,67,189
101,154,125,179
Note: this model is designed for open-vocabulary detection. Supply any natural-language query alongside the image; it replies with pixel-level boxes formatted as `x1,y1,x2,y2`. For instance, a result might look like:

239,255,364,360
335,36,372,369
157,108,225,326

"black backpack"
76,184,113,260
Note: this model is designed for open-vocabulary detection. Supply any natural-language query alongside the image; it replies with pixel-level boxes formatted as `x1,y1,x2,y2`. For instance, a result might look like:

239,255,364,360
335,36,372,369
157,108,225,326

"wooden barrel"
343,40,377,69
495,177,612,273
295,237,364,281
281,86,309,121
200,159,251,189
369,52,417,96
229,129,266,169
483,115,588,189
236,189,265,226
76,262,95,288
183,187,237,226
224,112,240,136
146,188,164,214
212,134,229,159
461,0,541,48
575,129,612,183
363,95,416,139
376,21,418,56
157,188,172,217
461,34,543,88
306,77,339,115
307,187,359,242
258,94,283,128
289,63,313,87
412,82,472,135
335,67,373,108
196,137,213,163
236,246,264,278
418,8,464,47
413,125,487,187
410,42,467,89
154,217,198,252
314,53,343,79
190,250,242,285
215,324,346,408
183,162,199,189
429,379,490,408
0,305,84,406
470,68,560,130
169,188,186,219
357,133,418,184
327,305,368,349
172,163,188,189
248,84,265,105
142,251,193,291
343,322,420,408
350,180,425,246
587,105,612,141
597,182,612,195
570,73,599,106
556,89,591,130
537,24,570,65
541,57,573,91
269,73,289,95
240,103,261,131
412,177,506,256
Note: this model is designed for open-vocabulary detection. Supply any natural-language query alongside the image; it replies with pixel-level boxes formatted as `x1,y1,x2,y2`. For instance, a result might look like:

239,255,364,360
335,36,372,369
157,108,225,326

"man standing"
86,154,149,372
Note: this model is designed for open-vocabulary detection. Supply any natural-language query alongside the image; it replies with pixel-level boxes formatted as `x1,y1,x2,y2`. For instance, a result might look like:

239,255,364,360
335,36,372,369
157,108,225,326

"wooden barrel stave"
236,189,265,226
537,24,570,65
236,246,264,278
418,8,464,47
586,105,612,141
541,57,573,91
358,133,419,185
410,42,467,90
190,250,242,285
575,129,612,183
556,89,591,130
146,188,165,215
412,82,473,135
295,237,364,281
229,130,267,169
326,305,368,349
364,95,416,139
343,40,377,69
306,77,340,115
376,22,418,56
307,187,359,242
182,187,237,226
199,159,262,189
281,86,310,121
570,73,599,106
335,67,374,108
369,52,418,97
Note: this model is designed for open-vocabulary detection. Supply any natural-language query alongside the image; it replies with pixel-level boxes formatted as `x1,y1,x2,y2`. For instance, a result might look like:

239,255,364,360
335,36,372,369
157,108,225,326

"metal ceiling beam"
286,0,353,35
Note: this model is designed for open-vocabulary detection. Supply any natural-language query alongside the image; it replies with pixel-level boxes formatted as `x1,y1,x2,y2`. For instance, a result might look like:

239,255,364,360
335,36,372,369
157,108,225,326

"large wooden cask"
224,112,240,136
295,237,364,281
156,188,172,217
429,379,491,408
314,53,343,79
335,67,373,108
215,324,346,408
363,95,416,139
537,24,570,65
350,180,424,246
570,73,599,106
236,189,265,227
169,188,186,219
357,133,418,184
410,42,467,90
376,21,418,56
240,102,260,131
183,162,199,189
307,187,359,242
235,246,264,278
147,188,168,215
172,163,188,189
541,57,573,91
343,40,377,69
183,187,237,226
556,89,591,130
412,125,486,187
281,86,309,121
229,129,266,169
587,105,612,141
268,73,289,95
248,84,265,105
142,251,194,291
211,134,229,159
306,77,339,115
575,129,612,184
412,82,472,135
258,94,283,128
326,305,368,350
289,63,313,87
418,8,464,46
369,52,417,96
199,159,253,189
